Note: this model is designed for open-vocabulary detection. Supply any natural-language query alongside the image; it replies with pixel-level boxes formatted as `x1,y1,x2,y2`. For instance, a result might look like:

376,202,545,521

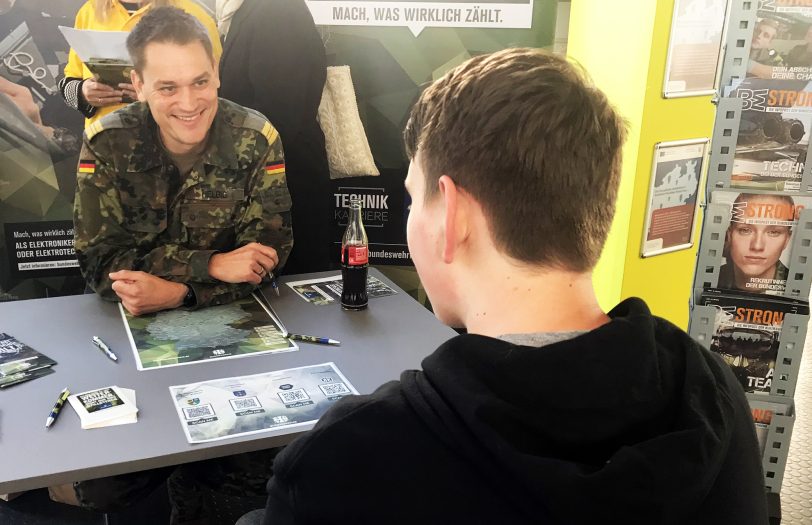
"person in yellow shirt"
57,0,222,128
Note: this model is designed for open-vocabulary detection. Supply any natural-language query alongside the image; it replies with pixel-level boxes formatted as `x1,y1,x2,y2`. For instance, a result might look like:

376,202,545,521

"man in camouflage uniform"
748,17,784,79
63,8,290,522
74,6,292,316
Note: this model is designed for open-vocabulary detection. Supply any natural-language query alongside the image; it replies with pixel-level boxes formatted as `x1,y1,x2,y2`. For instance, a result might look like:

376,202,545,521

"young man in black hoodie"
249,48,769,524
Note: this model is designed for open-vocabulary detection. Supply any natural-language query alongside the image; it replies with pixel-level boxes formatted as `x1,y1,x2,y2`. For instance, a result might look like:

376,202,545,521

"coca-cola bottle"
341,198,369,310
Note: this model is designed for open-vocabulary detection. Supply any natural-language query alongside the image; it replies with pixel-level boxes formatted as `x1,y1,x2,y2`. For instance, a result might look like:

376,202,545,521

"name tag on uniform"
199,187,245,201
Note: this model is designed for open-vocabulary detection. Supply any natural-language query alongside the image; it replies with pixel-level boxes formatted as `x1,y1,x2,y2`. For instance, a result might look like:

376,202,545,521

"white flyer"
57,26,130,62
169,362,358,443
286,274,397,305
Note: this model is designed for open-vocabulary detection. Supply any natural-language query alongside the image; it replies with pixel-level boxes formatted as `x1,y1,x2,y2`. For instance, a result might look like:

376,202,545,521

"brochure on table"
68,386,138,429
286,275,397,305
169,362,357,443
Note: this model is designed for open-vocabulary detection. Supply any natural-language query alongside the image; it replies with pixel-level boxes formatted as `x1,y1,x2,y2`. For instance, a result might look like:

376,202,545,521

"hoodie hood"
401,298,738,524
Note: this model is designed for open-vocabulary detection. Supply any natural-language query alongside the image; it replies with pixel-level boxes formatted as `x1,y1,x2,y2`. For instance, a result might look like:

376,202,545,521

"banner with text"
0,0,85,301
332,175,412,265
307,0,533,36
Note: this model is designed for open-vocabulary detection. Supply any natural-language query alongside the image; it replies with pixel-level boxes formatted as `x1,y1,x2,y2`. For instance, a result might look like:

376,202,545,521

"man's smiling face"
131,40,219,155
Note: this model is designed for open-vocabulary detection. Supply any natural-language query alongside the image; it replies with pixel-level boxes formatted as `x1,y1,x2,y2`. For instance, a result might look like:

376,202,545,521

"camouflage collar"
200,104,240,169
125,101,240,172
126,112,163,173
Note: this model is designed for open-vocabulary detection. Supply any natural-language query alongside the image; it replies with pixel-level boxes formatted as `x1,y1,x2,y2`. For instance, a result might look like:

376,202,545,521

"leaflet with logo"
286,274,397,305
169,362,357,443
0,332,56,387
68,386,138,429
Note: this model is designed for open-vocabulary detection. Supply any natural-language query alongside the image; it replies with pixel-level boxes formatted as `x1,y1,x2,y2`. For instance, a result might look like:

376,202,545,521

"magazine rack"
689,306,807,398
693,204,812,302
706,98,812,192
746,394,796,494
716,0,758,94
689,0,812,494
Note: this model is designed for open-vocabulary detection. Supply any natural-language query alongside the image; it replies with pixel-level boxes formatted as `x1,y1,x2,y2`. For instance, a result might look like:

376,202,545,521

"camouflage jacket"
73,98,293,308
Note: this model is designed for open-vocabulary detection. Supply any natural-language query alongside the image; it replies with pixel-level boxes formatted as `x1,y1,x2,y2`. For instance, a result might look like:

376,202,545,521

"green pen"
45,387,70,428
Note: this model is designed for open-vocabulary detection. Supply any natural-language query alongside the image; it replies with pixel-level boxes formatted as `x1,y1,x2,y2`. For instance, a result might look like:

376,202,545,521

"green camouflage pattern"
751,47,784,68
73,98,293,308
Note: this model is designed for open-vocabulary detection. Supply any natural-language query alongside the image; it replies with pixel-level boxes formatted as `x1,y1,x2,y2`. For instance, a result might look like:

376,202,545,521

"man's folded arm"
194,134,294,307
74,140,225,302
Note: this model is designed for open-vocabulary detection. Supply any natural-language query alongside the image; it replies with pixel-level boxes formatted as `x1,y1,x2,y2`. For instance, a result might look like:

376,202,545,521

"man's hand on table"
110,270,187,316
208,242,279,285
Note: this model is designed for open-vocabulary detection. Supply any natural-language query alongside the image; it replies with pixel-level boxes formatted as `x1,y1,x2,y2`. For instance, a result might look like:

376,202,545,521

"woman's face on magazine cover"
727,221,790,280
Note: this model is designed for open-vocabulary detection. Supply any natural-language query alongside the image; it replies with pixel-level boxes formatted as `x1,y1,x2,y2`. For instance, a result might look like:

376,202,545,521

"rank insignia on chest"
265,161,285,175
78,160,96,174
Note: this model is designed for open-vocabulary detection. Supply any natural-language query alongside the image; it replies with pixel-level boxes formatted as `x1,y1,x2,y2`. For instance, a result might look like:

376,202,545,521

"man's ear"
437,175,468,264
130,69,146,102
212,66,221,90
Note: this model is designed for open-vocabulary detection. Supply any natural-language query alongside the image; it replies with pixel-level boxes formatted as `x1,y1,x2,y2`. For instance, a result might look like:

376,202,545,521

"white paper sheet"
58,26,131,62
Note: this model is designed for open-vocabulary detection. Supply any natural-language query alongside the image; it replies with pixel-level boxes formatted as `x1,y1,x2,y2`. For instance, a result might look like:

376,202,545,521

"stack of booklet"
68,386,138,429
0,332,57,388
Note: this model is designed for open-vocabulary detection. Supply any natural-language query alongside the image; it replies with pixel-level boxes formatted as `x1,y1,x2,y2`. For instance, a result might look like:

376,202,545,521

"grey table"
0,269,455,494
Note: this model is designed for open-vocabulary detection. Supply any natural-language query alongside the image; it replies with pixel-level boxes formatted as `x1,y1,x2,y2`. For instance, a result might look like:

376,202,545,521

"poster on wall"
331,177,413,265
3,220,78,280
663,0,728,98
306,0,534,36
641,139,707,258
0,0,85,301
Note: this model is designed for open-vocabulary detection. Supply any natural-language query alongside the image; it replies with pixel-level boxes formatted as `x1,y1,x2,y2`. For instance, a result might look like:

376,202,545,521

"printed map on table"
121,293,297,370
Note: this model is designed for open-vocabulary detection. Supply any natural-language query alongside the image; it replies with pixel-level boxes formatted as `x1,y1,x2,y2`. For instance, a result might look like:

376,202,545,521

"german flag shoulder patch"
78,160,96,174
264,160,285,176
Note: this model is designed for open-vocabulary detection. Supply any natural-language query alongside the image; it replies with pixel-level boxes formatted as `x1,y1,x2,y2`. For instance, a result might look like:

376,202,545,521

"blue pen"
271,273,280,296
285,333,340,346
92,336,118,362
45,387,70,428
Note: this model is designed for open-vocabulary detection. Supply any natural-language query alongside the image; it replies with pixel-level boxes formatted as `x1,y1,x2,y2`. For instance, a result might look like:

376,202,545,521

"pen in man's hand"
260,271,280,296
285,333,340,346
45,387,70,428
92,336,118,362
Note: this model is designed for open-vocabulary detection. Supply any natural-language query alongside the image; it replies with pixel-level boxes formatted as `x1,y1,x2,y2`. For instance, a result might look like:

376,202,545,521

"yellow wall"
568,0,715,328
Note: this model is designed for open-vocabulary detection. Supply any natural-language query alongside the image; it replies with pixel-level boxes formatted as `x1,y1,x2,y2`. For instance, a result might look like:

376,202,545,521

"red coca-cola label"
344,246,368,265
